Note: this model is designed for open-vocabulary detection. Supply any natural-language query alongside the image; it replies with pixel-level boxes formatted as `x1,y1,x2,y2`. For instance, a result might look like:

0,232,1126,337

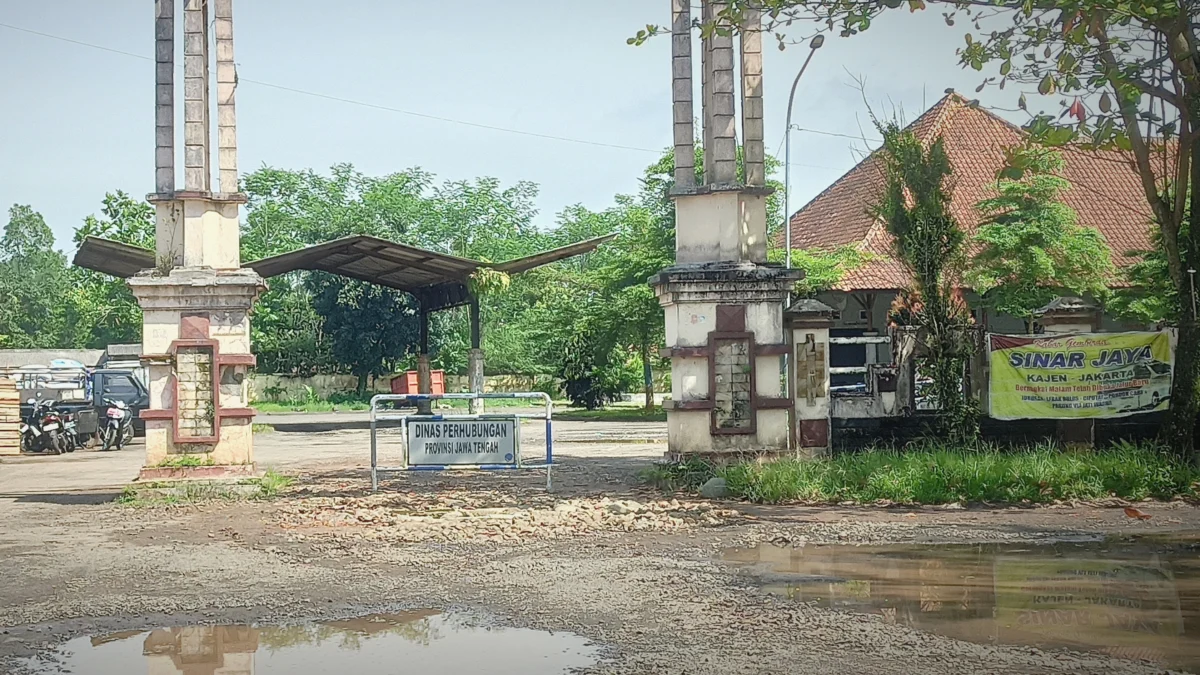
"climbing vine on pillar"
875,121,978,439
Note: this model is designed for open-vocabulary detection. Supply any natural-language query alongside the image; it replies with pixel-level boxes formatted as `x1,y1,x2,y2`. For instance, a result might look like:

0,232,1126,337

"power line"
0,21,659,154
791,126,883,143
0,20,846,170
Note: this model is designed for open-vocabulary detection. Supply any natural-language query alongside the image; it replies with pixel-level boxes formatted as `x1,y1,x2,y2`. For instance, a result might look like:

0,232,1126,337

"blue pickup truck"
17,367,149,440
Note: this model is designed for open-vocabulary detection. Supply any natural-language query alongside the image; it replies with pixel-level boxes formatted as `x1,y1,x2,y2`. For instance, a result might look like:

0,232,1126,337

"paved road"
0,415,667,499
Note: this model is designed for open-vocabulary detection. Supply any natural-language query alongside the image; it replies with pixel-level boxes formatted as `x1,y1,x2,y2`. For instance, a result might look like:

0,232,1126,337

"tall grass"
645,441,1199,505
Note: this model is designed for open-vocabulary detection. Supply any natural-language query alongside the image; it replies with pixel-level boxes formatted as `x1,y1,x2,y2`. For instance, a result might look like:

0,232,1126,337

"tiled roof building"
784,93,1156,292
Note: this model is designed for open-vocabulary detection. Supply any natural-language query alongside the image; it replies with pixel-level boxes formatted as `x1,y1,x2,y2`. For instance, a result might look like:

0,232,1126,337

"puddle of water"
23,611,598,675
723,538,1200,671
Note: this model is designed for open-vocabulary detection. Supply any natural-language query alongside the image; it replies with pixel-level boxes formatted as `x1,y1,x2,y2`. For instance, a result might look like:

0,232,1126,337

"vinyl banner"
988,332,1173,420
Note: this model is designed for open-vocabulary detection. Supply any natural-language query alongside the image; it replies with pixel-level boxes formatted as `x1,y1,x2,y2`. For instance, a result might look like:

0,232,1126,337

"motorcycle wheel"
46,430,62,455
121,425,134,448
102,428,115,451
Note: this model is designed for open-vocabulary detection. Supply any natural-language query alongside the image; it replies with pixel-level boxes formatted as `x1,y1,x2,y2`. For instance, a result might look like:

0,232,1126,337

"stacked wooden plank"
0,378,20,456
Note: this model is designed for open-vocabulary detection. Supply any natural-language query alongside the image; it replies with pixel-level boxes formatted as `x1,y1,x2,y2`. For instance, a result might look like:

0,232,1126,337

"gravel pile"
275,491,742,542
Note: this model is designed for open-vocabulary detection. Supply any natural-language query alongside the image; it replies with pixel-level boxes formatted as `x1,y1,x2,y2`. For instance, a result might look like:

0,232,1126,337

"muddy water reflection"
724,539,1200,670
28,611,598,674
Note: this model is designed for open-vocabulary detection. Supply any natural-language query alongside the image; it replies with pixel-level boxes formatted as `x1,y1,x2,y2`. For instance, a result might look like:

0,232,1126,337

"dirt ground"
1,419,1197,674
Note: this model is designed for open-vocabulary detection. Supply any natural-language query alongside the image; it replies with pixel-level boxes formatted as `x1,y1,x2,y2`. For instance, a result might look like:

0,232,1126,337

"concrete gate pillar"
651,0,803,460
130,0,265,479
786,299,836,456
1036,296,1101,447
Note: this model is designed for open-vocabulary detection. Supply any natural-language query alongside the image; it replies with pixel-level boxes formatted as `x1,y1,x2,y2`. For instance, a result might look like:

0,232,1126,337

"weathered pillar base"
653,261,802,460
468,348,485,415
129,265,265,480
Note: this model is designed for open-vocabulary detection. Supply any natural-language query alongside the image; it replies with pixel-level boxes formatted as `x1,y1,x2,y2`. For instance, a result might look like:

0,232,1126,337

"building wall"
815,289,1151,384
817,290,1148,338
248,373,673,401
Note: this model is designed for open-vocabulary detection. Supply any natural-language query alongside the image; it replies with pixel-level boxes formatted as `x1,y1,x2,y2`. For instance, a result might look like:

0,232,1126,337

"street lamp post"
783,35,825,271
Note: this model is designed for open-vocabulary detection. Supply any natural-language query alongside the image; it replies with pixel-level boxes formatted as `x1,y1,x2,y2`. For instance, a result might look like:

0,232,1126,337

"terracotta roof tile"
786,93,1157,292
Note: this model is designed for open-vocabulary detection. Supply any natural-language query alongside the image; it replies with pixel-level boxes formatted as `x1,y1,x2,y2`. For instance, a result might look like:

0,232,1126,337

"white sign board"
407,417,518,466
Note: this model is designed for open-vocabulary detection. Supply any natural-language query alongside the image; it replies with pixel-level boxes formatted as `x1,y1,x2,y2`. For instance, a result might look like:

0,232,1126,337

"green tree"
875,122,977,438
562,198,671,409
968,146,1115,330
0,205,69,348
68,191,155,348
241,166,432,376
768,245,875,297
308,274,421,395
1109,226,1187,325
684,0,1200,456
250,275,333,375
239,164,554,382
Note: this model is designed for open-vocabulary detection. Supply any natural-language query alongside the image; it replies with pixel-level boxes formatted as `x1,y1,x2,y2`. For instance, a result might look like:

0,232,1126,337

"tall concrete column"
183,0,211,192
708,1,737,185
214,0,239,194
133,0,263,479
670,0,695,188
653,0,802,460
739,8,765,187
699,1,712,182
1036,297,1101,447
154,0,174,194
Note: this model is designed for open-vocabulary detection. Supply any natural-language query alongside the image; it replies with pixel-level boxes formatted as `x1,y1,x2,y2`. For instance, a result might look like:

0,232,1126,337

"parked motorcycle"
21,397,74,454
60,409,80,452
101,399,134,451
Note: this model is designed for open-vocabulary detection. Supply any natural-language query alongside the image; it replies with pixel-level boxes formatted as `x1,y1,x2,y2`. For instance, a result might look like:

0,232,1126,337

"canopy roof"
73,237,159,279
73,233,614,311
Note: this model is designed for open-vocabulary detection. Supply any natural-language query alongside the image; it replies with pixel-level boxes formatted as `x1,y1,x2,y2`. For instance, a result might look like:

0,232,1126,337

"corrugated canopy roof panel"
72,234,615,309
73,237,156,279
245,235,484,291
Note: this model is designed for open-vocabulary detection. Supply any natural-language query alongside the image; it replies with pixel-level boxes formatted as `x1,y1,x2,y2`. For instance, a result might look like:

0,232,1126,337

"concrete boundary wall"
249,373,672,402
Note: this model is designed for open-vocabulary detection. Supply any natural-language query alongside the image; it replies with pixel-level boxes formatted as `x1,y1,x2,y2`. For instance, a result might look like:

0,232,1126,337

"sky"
0,1,1041,252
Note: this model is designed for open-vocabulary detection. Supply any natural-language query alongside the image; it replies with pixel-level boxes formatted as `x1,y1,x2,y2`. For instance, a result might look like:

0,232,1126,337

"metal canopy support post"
417,308,432,415
468,296,484,415
369,392,554,493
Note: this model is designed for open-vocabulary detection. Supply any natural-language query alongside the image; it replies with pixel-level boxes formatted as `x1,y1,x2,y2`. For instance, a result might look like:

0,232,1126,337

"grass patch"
639,456,716,492
642,440,1200,505
437,397,562,409
117,468,295,507
253,399,372,413
258,468,295,497
557,406,666,422
252,423,276,434
155,454,216,468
